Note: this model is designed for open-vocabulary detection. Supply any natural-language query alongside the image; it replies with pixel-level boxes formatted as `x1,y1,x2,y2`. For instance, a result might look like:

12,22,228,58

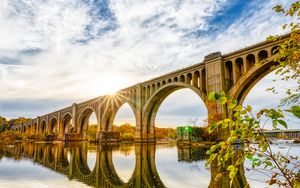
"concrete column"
243,57,248,73
96,98,102,141
204,54,227,126
37,117,40,134
46,115,49,134
192,72,199,87
135,84,144,142
232,61,238,84
72,103,77,132
57,112,61,139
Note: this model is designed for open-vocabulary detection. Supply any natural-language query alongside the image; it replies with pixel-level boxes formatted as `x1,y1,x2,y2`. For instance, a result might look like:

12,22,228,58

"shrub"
87,125,98,142
121,133,135,142
0,130,21,145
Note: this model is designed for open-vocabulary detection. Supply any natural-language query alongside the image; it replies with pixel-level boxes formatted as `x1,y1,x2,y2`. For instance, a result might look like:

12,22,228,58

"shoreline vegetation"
0,117,299,147
0,121,214,146
0,118,220,146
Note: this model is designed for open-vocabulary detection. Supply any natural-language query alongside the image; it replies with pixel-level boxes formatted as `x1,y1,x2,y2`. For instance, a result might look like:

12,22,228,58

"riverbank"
177,140,216,148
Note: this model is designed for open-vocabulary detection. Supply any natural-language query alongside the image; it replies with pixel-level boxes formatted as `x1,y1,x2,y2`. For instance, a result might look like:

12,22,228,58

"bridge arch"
23,126,27,134
33,122,37,134
48,117,58,135
229,56,278,104
143,82,207,140
61,113,72,135
98,145,139,187
40,120,47,134
101,96,137,132
27,124,32,134
246,54,256,71
74,146,95,176
77,106,99,140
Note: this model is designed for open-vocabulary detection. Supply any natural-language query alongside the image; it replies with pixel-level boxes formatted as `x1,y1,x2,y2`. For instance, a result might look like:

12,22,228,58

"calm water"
0,142,299,188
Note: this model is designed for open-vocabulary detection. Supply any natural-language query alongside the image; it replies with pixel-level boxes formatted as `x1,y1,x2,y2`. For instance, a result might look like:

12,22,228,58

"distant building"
177,126,204,141
177,126,192,141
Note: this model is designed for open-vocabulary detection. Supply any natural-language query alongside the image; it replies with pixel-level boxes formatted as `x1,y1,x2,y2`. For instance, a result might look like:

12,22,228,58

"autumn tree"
207,1,300,187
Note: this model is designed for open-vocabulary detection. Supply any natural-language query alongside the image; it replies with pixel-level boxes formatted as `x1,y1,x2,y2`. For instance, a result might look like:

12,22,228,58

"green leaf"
228,103,236,110
208,92,216,101
257,153,264,158
265,161,272,166
227,165,235,171
233,105,243,112
219,96,227,104
224,118,231,123
291,106,300,119
246,105,252,113
278,119,288,129
222,123,228,129
214,92,221,100
209,123,218,134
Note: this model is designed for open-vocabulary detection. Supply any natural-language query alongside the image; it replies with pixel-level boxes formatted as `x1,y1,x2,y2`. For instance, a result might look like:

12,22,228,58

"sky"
0,0,298,128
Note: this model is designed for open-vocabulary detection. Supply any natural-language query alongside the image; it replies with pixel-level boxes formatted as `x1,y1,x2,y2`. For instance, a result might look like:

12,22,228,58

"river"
0,142,299,188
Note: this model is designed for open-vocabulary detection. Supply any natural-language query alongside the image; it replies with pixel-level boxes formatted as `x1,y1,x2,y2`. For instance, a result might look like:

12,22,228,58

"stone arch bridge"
11,34,288,141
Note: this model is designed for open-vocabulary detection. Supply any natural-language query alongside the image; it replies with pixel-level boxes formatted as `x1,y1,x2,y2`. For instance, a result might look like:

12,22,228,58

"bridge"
11,34,288,141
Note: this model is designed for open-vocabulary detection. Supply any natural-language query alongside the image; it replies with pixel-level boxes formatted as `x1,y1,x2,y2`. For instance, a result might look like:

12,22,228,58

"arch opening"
61,113,72,135
113,103,136,142
87,145,97,172
110,103,136,182
144,83,207,141
40,121,46,134
78,109,98,141
258,50,268,61
33,123,37,134
27,124,32,135
155,89,208,138
246,54,255,71
236,58,244,80
271,46,280,54
225,61,234,89
179,75,185,83
201,69,207,94
112,144,136,182
49,118,58,136
192,71,200,88
186,73,192,85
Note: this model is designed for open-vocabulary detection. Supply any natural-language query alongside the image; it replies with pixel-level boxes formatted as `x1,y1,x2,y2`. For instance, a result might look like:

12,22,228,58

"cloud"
0,98,72,119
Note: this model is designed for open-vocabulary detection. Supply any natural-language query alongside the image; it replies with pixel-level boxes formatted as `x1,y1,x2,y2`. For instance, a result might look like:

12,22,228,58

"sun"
89,72,130,96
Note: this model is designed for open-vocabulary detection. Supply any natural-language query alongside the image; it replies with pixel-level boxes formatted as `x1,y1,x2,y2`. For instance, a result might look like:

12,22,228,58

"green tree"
207,1,300,187
87,124,98,142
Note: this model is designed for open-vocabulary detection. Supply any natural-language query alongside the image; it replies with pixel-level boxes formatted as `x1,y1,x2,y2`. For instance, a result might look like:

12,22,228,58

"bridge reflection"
1,143,211,188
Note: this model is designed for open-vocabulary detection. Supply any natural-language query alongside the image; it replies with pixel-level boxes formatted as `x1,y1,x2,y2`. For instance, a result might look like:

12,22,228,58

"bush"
87,125,98,142
121,133,135,142
0,130,21,145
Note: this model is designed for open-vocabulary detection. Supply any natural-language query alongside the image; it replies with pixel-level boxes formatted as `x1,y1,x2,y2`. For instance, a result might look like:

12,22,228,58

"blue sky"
0,0,298,128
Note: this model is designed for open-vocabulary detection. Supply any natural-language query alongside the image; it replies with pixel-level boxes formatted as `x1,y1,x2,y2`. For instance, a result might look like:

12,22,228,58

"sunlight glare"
90,72,130,96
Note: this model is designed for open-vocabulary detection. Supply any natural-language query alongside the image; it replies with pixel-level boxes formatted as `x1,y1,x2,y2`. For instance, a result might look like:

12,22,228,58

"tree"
87,124,97,142
207,1,300,187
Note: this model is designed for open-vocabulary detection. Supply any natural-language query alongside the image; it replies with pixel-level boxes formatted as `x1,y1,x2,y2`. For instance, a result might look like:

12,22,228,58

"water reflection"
0,142,212,188
112,144,135,182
